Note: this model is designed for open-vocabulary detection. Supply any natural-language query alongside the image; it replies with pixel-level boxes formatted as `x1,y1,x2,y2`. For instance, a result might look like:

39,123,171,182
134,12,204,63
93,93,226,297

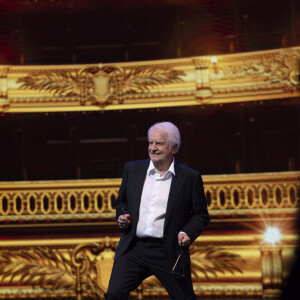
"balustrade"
0,172,298,225
0,172,298,299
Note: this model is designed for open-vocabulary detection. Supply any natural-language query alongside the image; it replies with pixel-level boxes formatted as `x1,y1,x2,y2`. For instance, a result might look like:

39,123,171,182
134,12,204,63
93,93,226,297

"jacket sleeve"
114,163,129,222
181,173,210,243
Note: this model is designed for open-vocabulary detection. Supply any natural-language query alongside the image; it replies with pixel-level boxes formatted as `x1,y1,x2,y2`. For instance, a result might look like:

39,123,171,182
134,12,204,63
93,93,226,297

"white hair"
148,122,181,154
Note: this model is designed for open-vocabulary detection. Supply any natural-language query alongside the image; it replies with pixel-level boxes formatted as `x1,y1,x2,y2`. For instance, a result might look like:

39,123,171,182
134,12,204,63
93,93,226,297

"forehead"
148,129,168,141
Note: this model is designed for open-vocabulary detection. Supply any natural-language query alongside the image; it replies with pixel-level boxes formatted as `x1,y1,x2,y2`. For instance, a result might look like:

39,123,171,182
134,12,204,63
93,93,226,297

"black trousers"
105,237,197,300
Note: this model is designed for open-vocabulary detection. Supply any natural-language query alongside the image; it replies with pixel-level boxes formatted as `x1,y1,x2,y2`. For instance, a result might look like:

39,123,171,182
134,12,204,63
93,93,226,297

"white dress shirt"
136,160,175,238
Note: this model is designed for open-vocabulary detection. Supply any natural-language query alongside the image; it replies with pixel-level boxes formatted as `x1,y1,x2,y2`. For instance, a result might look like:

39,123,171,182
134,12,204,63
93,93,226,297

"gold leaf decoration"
121,67,185,95
221,51,299,91
71,242,104,299
16,65,185,106
0,247,74,289
190,246,245,279
81,65,185,105
17,71,82,97
0,245,103,298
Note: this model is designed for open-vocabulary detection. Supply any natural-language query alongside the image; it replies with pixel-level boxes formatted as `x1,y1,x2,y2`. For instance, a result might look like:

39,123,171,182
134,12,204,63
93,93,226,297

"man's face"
148,129,175,166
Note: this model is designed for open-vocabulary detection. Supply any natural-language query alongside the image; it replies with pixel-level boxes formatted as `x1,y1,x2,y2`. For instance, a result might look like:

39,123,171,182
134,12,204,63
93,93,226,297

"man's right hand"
117,214,131,230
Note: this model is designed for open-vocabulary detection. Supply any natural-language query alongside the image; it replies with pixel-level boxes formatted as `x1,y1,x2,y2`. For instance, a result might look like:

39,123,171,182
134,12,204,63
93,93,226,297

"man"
105,122,210,299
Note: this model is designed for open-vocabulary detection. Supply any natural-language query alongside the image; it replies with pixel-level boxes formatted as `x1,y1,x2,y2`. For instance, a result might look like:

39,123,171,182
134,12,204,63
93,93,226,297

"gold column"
261,245,283,297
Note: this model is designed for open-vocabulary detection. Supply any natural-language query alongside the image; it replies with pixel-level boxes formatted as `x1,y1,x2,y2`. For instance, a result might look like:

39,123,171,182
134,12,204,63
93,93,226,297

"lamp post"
261,227,283,298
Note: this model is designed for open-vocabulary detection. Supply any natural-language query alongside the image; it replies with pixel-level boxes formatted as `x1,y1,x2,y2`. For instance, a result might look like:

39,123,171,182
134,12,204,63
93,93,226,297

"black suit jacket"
114,159,210,268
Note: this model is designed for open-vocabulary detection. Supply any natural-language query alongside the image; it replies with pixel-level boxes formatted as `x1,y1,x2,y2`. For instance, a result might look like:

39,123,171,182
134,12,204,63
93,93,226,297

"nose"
149,143,158,152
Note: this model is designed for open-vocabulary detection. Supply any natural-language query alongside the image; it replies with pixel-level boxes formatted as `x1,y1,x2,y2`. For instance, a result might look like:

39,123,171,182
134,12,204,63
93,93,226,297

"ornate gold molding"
0,172,298,227
0,172,298,297
15,65,184,108
0,46,299,113
0,233,297,299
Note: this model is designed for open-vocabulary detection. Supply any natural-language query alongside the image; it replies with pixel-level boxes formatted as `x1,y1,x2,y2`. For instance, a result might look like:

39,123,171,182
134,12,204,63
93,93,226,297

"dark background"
0,0,300,65
0,0,299,181
1,101,299,181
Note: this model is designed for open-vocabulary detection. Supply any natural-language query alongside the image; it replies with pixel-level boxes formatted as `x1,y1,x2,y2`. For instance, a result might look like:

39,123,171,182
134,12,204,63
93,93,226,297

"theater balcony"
0,45,300,298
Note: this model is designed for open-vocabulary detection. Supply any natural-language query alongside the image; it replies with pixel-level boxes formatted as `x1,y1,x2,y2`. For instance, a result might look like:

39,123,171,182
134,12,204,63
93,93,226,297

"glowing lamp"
264,227,281,245
211,56,217,63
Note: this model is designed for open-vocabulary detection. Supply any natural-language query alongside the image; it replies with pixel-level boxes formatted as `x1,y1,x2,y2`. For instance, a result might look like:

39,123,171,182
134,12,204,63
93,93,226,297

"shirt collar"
148,159,176,177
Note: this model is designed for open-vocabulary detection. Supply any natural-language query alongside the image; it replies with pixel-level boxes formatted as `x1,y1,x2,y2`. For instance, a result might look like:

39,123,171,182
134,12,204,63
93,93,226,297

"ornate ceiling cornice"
0,46,299,113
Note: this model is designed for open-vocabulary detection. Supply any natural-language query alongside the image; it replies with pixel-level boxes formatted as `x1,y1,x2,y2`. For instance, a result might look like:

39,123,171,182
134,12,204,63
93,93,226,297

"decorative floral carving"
0,247,74,289
121,66,184,93
80,65,185,105
0,244,104,299
17,71,82,97
16,65,185,107
1,47,300,113
72,242,103,299
190,246,245,279
220,51,300,92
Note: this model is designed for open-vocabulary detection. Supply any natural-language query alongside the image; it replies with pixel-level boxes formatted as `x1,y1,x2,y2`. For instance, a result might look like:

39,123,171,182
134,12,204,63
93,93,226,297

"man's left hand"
178,232,190,247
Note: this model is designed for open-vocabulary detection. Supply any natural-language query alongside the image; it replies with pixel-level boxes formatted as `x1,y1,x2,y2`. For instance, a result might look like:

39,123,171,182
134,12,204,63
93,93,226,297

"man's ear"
172,145,177,154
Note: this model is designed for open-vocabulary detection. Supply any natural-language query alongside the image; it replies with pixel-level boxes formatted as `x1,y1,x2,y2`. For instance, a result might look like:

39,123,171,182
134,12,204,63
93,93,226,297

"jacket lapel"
164,161,185,231
131,160,149,222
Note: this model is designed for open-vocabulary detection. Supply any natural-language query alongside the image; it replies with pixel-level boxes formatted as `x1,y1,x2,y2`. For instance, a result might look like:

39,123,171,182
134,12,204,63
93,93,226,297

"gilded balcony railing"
0,172,299,299
0,172,298,227
1,46,300,113
204,172,299,214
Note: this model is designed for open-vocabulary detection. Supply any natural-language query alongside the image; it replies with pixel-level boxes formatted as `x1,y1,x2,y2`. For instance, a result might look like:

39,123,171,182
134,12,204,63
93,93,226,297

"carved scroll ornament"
0,46,299,112
0,240,115,299
16,65,185,107
219,50,300,92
